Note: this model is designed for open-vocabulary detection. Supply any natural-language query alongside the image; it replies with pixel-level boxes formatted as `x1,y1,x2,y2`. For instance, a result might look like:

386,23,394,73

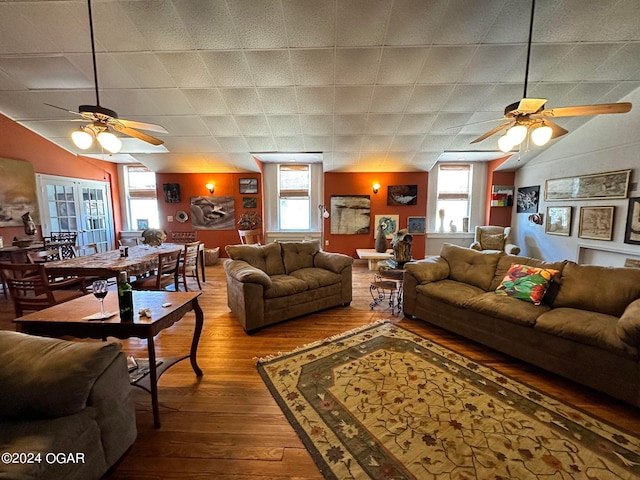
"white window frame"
120,165,159,231
277,164,311,231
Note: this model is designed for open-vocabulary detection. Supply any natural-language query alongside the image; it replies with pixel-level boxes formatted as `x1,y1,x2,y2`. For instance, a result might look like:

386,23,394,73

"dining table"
44,243,184,281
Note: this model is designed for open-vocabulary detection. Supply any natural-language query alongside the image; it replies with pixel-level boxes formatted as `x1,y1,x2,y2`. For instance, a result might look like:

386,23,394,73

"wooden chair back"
72,243,98,256
27,248,61,264
119,238,141,247
180,241,202,292
44,231,78,259
132,250,181,291
238,229,261,245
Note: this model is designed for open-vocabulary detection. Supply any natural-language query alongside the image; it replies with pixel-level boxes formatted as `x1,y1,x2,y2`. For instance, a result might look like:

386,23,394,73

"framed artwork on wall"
624,197,640,245
163,183,181,203
407,216,426,235
578,206,614,241
375,215,399,239
190,196,235,230
387,185,418,206
0,157,39,226
330,195,370,235
239,178,258,194
242,197,257,209
544,169,630,201
545,206,572,236
516,186,539,213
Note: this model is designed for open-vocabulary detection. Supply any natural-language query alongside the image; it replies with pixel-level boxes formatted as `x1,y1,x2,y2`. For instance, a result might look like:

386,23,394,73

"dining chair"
0,262,87,317
72,243,98,256
119,238,141,247
27,248,61,264
44,232,78,259
180,241,202,292
238,229,261,245
131,250,181,291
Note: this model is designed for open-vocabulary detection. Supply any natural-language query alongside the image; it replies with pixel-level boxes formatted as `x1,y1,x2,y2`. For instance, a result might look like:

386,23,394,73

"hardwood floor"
1,261,638,479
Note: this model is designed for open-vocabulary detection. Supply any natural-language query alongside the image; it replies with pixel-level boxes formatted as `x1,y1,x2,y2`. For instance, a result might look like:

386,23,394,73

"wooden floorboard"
1,261,638,479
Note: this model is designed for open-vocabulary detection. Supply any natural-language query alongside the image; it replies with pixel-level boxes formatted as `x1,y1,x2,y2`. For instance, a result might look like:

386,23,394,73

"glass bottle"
117,271,134,322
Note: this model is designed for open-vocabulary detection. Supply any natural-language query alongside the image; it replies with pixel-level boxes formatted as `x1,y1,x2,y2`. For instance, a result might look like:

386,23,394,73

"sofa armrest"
314,251,354,273
405,256,450,284
470,242,482,251
505,243,521,255
223,259,272,288
617,298,640,347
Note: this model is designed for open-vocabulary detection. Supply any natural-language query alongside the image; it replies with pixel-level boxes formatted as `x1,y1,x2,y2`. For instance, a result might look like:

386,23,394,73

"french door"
36,175,114,252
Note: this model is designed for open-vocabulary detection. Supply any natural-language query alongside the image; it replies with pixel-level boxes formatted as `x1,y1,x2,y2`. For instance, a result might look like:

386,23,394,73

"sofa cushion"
405,256,450,283
494,264,560,305
225,242,285,276
552,262,640,317
0,331,121,419
440,243,502,291
617,298,640,347
264,274,309,299
290,267,342,289
223,259,272,288
480,232,505,250
417,279,485,308
280,241,320,274
489,255,566,292
535,308,638,359
464,292,550,326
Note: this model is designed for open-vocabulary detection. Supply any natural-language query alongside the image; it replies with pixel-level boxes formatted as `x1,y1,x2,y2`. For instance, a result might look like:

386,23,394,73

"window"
278,164,310,230
125,165,159,230
436,164,472,232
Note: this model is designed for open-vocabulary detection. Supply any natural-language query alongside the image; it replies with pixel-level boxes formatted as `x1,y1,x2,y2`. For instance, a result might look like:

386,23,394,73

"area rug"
257,321,640,480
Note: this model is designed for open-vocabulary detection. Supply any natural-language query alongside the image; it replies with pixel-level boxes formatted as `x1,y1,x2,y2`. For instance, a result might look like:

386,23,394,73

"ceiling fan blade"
544,120,569,139
111,124,164,146
114,118,168,134
540,102,632,118
517,98,547,114
470,121,513,144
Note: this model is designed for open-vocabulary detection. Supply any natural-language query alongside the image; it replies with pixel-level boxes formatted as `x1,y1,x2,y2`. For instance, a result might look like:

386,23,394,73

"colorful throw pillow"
495,264,559,305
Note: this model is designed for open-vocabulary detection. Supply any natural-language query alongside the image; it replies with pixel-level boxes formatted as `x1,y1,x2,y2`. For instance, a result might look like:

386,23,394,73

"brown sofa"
0,331,137,480
224,241,353,333
403,243,640,407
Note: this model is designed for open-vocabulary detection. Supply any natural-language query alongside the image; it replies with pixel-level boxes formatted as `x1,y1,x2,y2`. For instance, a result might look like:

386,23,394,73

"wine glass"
92,280,109,318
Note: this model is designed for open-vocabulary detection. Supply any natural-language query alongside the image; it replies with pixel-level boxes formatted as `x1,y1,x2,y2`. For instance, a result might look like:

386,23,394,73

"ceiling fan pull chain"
523,0,535,99
87,0,100,106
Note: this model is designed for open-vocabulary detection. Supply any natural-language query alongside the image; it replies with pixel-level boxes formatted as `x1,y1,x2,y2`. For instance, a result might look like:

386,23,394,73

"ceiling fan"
46,0,167,153
471,0,632,152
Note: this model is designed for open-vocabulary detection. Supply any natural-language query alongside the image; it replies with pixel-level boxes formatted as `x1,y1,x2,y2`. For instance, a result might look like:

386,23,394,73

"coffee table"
14,290,204,428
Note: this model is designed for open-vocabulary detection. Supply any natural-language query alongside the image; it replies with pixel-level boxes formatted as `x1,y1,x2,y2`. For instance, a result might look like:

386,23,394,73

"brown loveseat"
0,331,137,479
403,243,640,407
224,241,353,333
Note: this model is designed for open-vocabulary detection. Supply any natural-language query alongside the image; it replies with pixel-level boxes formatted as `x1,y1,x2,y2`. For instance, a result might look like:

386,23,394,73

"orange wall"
0,114,122,243
155,172,262,252
324,172,428,259
485,157,515,227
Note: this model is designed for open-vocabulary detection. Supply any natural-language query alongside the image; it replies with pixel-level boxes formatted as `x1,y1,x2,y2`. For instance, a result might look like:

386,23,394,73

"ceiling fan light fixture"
97,130,122,153
71,129,93,150
506,124,528,145
531,123,553,146
498,134,514,153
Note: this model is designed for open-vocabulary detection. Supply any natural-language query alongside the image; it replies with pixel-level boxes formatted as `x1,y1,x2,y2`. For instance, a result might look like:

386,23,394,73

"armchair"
470,225,520,255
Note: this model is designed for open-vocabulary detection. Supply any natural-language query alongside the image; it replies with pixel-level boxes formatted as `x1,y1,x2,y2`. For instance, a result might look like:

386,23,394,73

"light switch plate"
167,216,174,222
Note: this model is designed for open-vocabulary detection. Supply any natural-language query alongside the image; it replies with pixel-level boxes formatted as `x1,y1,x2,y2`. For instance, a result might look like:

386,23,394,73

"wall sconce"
372,183,381,194
205,183,215,194
318,204,330,218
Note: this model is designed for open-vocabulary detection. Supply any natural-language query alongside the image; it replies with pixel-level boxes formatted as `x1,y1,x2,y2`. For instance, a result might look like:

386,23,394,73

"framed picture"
624,197,640,245
374,215,399,239
516,186,540,213
163,183,181,203
544,169,631,201
136,218,149,230
387,185,418,206
407,216,426,235
242,197,257,209
579,206,614,241
190,196,235,230
545,206,572,236
330,195,370,235
239,178,258,194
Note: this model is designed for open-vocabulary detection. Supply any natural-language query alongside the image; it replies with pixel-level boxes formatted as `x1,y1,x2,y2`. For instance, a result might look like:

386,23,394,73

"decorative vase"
438,209,445,233
462,217,469,232
375,223,387,253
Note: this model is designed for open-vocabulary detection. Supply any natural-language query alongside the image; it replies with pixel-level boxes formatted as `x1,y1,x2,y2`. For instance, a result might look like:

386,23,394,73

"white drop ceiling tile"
429,113,474,134
0,69,23,91
299,115,333,135
558,82,621,107
419,134,457,151
97,90,161,116
432,0,505,44
365,114,402,135
396,114,437,134
588,0,640,41
538,0,614,43
66,53,138,90
245,136,277,151
139,89,196,116
226,0,288,49
275,136,305,151
441,85,495,112
159,136,221,153
152,116,209,137
385,0,448,45
182,89,230,115
526,83,578,104
481,1,536,44
405,85,456,113
377,48,429,85
172,0,241,49
156,53,215,88
410,152,440,169
525,45,576,83
245,50,293,86
119,1,194,51
113,53,176,89
258,88,299,114
370,86,413,113
0,90,88,120
282,0,335,48
216,136,250,153
18,120,78,139
334,135,363,151
335,48,381,85
544,44,622,82
269,115,302,136
334,114,369,135
290,49,335,86
447,135,484,150
418,46,477,84
477,84,529,112
91,2,150,52
356,156,387,171
0,56,92,90
0,5,54,54
463,45,524,83
219,88,263,115
457,112,507,135
303,135,333,150
336,0,392,47
235,115,272,136
597,81,640,104
202,116,241,136
297,86,335,114
361,135,392,152
199,51,253,87
390,135,424,151
587,43,640,81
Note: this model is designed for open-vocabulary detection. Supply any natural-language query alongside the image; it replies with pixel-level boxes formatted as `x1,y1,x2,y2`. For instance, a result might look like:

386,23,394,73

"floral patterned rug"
256,321,640,480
